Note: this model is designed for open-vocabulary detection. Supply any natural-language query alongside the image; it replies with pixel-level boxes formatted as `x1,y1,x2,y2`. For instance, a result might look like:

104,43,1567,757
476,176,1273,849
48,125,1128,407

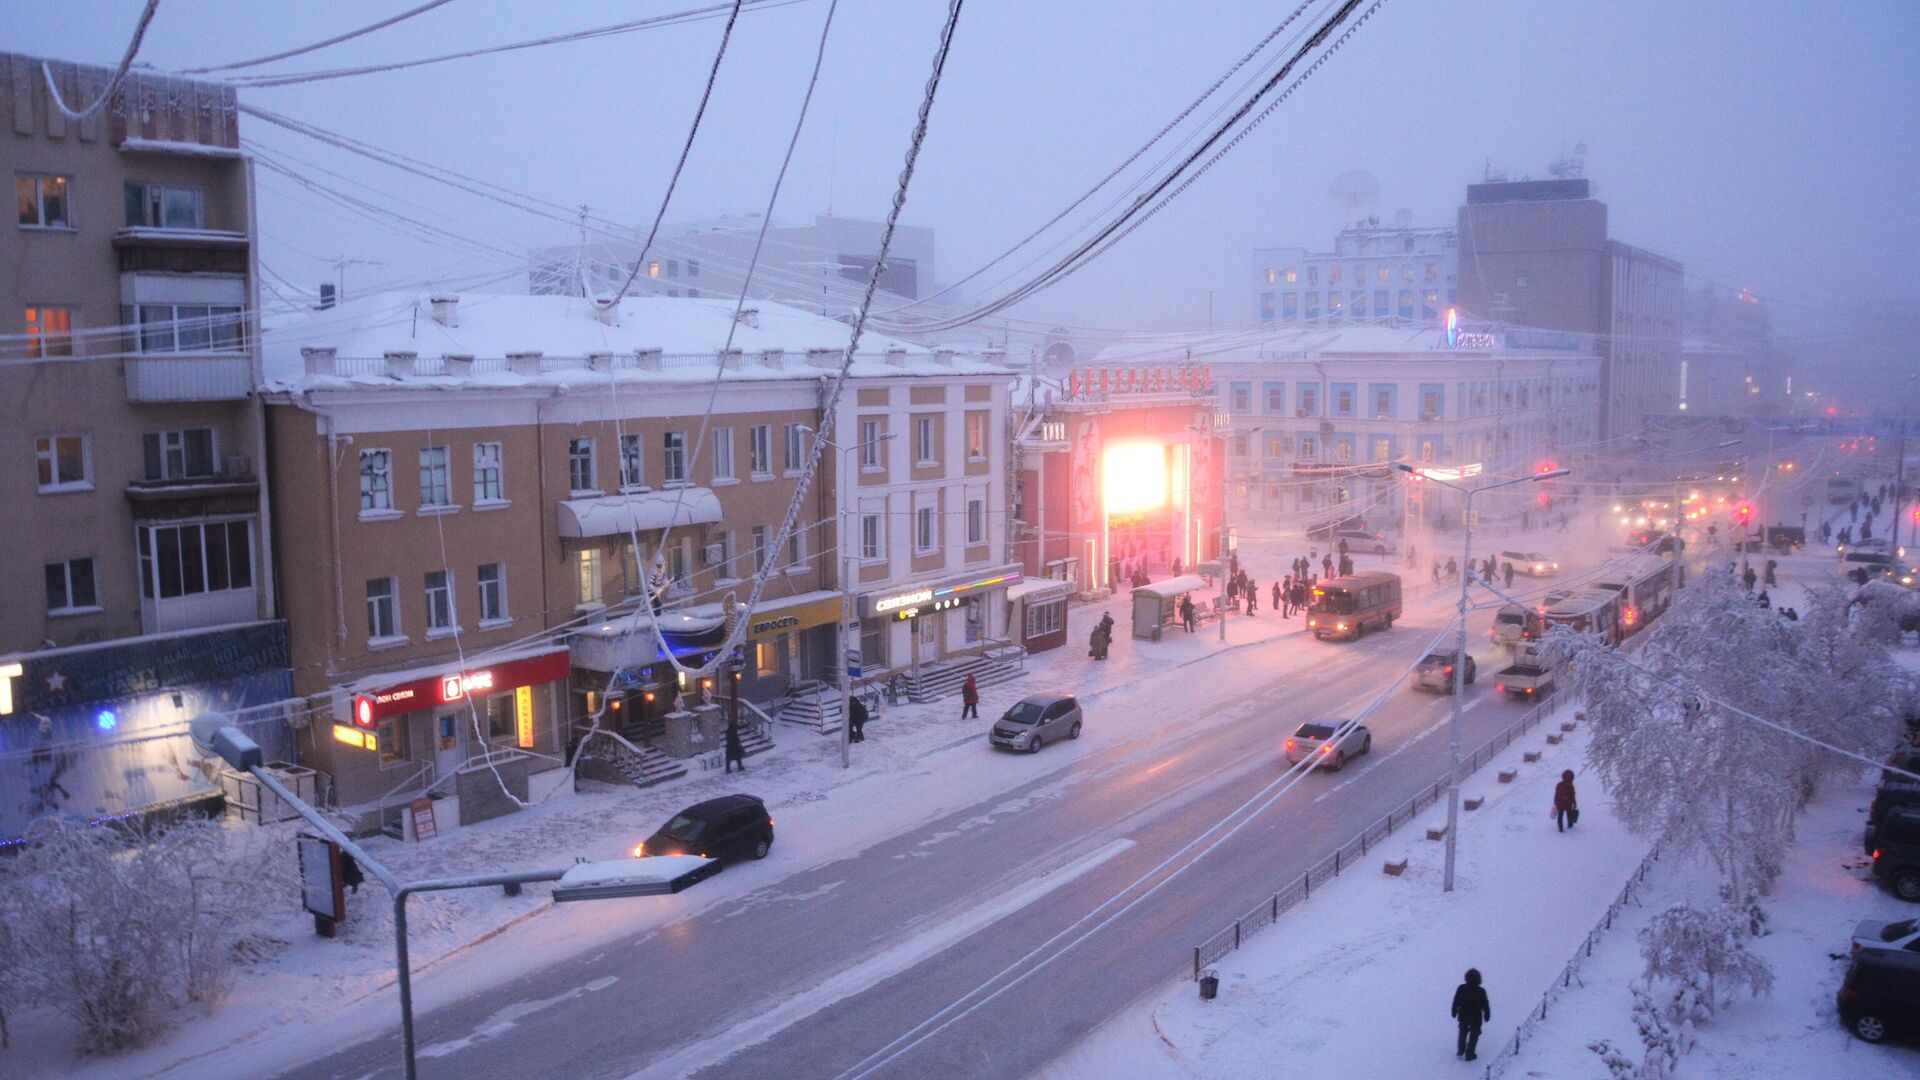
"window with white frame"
712,530,735,578
45,557,97,613
914,416,937,465
124,182,203,229
751,525,770,571
915,506,937,554
618,433,644,489
34,433,90,491
16,174,71,228
473,442,503,503
138,520,251,600
787,527,805,569
419,446,451,507
143,428,216,480
477,562,506,623
23,306,73,357
575,548,603,605
665,537,689,586
859,420,882,467
748,425,772,477
966,412,987,460
966,498,985,545
860,514,882,560
663,431,687,484
359,449,392,511
424,570,454,632
710,428,735,481
131,304,243,354
783,422,804,473
568,438,595,493
1024,599,1064,639
366,577,399,640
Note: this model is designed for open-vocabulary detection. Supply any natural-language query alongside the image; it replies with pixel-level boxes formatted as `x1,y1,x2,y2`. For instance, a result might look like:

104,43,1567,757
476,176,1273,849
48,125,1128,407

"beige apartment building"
0,55,289,843
261,291,1010,817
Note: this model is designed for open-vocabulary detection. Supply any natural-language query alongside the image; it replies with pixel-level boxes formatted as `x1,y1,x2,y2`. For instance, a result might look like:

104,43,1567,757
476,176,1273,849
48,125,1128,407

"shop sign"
515,685,535,749
862,569,1024,620
332,723,376,751
743,595,844,641
351,649,570,723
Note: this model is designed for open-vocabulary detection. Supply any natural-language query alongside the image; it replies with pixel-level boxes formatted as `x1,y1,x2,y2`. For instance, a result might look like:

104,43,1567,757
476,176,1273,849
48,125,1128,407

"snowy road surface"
269,599,1540,1080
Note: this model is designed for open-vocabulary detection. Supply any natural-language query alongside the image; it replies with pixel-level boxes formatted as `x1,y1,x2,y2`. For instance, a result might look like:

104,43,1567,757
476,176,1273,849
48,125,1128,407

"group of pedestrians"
1087,610,1116,660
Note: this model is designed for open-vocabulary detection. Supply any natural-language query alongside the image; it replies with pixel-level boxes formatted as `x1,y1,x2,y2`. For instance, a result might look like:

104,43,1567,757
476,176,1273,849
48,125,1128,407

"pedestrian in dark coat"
961,674,980,720
1502,561,1515,589
1452,969,1491,1060
1337,537,1350,558
1741,565,1757,591
848,696,869,742
1180,595,1196,632
725,722,746,773
1763,559,1777,587
1272,581,1283,616
1245,580,1258,615
1322,554,1335,579
1338,553,1353,577
1553,770,1577,831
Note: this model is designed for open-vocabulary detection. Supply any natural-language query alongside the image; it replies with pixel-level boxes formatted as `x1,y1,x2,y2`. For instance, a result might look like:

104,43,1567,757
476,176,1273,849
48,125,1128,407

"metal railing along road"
1192,700,1553,980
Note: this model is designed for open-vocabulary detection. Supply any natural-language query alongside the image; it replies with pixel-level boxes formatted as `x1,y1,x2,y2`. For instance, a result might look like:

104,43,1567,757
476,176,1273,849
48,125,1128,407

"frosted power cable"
183,0,459,72
41,0,160,123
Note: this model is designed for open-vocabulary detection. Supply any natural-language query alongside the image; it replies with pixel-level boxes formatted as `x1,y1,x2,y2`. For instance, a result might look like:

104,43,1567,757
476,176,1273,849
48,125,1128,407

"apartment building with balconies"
0,55,286,843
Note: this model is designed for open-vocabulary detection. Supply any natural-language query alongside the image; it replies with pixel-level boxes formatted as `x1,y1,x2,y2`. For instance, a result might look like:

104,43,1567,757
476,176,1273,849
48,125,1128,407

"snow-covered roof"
1087,324,1597,367
260,291,1008,391
557,488,724,538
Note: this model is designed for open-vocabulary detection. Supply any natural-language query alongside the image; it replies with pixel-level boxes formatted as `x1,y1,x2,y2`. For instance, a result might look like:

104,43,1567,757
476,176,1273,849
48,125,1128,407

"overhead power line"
41,0,161,122
182,0,459,73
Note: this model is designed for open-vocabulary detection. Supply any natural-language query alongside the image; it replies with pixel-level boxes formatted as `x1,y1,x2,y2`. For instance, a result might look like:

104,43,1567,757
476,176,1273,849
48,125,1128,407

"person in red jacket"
1554,770,1578,832
961,674,980,720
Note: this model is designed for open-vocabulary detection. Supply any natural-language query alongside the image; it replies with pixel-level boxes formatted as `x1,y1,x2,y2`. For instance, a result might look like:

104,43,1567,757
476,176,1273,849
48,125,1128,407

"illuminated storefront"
857,566,1024,672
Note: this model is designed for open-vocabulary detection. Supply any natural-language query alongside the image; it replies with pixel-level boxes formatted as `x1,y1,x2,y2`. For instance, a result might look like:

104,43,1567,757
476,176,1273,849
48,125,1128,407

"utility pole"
1893,373,1917,559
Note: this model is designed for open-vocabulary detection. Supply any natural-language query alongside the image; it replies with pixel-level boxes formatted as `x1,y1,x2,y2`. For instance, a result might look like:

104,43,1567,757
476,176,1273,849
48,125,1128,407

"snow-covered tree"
1639,901,1773,1008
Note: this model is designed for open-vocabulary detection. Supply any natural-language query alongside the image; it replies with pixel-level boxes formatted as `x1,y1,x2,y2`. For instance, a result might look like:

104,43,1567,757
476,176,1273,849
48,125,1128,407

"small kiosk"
1130,574,1212,641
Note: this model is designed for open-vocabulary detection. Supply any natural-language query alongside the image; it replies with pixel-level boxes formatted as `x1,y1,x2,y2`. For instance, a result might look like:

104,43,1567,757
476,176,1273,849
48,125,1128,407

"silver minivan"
990,694,1084,753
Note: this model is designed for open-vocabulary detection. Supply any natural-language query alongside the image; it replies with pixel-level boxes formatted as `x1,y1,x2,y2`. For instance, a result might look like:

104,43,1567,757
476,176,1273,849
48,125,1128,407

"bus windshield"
1312,589,1357,615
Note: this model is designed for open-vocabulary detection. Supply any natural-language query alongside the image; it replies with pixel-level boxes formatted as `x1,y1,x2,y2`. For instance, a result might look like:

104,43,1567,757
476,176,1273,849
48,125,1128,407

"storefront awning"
860,564,1025,621
1006,578,1072,604
740,590,844,641
558,488,723,539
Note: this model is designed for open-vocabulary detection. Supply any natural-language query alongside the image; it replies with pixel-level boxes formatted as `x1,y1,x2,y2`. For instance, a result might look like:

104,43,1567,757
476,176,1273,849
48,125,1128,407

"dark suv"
639,794,774,862
1867,781,1920,854
1871,806,1920,902
1839,948,1920,1044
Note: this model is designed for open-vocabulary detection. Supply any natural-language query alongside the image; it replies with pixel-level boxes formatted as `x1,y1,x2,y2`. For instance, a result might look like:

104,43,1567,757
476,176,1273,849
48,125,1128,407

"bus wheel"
1383,614,1394,629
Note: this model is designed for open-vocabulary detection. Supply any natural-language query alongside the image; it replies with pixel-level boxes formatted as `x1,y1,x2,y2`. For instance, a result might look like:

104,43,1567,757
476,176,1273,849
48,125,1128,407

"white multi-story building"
1210,326,1600,531
1253,219,1458,326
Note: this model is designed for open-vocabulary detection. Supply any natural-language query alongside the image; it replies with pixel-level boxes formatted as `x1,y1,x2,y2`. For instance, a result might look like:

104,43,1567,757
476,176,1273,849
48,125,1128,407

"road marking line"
418,975,619,1059
626,838,1136,1079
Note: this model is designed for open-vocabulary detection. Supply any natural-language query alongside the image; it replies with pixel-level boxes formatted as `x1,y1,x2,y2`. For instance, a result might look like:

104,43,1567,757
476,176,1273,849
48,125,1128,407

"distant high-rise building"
529,214,937,313
1456,176,1683,440
1252,218,1458,326
1682,283,1780,417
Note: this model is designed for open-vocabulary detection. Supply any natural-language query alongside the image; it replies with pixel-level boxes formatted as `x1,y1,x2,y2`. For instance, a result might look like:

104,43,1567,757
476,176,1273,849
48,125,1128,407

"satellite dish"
1326,169,1380,223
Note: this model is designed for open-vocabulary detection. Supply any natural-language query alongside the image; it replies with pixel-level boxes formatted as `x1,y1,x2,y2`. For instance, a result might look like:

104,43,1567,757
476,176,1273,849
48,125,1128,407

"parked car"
1411,651,1477,693
989,693,1083,753
1853,917,1920,957
1306,515,1368,541
1840,551,1896,584
1332,528,1395,555
1284,719,1371,771
1867,781,1920,854
637,794,774,862
1497,550,1560,577
1849,538,1893,555
1870,805,1920,901
1838,948,1920,1044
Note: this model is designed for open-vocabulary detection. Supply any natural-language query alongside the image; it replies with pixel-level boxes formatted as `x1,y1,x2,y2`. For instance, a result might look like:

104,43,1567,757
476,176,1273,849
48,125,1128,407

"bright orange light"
1320,743,1333,754
1101,442,1169,516
632,842,646,857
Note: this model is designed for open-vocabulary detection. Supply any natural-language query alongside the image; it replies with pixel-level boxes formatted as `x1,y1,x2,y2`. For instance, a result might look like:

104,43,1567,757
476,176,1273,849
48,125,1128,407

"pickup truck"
1493,641,1557,699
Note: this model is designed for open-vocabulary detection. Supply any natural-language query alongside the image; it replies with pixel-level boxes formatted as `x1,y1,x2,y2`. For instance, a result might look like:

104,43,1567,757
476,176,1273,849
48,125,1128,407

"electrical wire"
182,0,460,73
40,0,160,123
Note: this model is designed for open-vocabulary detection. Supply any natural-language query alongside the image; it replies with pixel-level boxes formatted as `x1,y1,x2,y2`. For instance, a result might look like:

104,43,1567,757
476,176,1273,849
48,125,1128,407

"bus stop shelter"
1130,574,1212,641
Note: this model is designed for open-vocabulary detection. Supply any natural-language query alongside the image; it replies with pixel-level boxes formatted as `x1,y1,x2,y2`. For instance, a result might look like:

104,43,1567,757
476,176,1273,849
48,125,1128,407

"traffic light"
1535,459,1559,475
1733,501,1754,526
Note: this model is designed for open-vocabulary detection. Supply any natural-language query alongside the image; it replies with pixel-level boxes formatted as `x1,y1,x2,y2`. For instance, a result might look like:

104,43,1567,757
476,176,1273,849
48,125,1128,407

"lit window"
1284,268,1298,284
23,306,73,357
16,174,71,228
647,261,661,278
966,412,987,460
575,548,602,605
1264,268,1277,284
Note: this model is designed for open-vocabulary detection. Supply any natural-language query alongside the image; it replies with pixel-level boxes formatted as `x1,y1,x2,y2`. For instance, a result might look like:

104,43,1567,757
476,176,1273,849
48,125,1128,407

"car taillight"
1525,687,1535,694
632,842,646,857
1444,666,1454,674
1873,848,1883,860
1284,738,1295,749
1320,744,1333,754
1495,684,1506,692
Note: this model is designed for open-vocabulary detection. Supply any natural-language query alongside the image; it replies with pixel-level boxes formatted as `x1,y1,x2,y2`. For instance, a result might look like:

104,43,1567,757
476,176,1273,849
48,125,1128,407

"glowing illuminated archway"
1101,442,1169,515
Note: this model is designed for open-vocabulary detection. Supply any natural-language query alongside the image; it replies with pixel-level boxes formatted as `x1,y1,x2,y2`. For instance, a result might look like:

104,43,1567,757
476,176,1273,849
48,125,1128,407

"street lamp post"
1393,463,1569,893
1892,373,1917,559
803,425,896,768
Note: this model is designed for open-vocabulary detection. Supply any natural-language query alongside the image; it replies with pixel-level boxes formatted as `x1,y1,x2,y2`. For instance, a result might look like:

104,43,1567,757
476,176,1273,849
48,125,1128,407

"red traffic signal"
1733,501,1754,524
1535,459,1559,475
352,695,376,727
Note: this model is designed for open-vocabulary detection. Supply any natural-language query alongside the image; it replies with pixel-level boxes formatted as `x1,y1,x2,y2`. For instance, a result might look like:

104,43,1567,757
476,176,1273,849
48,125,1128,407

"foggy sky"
13,1,1920,388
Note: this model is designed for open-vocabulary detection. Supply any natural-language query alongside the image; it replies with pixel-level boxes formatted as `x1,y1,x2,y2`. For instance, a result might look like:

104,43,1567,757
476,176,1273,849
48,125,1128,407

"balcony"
125,352,254,402
126,460,259,519
113,228,249,275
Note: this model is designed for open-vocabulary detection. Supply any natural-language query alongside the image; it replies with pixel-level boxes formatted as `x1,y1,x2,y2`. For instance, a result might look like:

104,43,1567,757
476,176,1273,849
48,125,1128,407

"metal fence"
1478,842,1664,1079
1192,700,1553,980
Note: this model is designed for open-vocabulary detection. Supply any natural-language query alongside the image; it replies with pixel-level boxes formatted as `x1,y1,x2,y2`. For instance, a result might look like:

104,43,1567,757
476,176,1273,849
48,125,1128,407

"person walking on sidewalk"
1502,561,1516,589
961,674,980,720
1452,968,1491,1061
724,721,746,773
1272,580,1283,617
1245,579,1258,615
848,695,868,742
1180,594,1196,632
1554,770,1578,832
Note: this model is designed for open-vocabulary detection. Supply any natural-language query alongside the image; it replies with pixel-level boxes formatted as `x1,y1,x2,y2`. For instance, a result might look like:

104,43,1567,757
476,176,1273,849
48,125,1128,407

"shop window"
1024,599,1064,639
753,640,779,677
483,692,516,744
377,717,408,765
860,619,886,669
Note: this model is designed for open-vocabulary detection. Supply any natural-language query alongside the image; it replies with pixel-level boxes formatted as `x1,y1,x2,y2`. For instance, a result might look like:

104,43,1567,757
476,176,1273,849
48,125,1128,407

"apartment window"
1351,264,1364,285
1425,262,1439,282
1259,292,1275,322
666,259,679,278
138,520,252,600
966,412,987,460
859,420,882,468
1328,293,1345,319
1282,293,1298,319
1402,265,1415,282
860,514,882,560
359,449,392,512
477,562,506,623
1299,434,1318,460
1265,434,1286,459
915,507,938,554
1284,268,1298,284
124,182,203,229
44,558,97,613
132,304,244,354
1328,264,1343,284
1305,293,1320,321
1371,385,1395,419
34,434,90,491
16,174,71,228
1371,436,1393,463
1263,383,1285,414
786,527,805,569
1298,385,1318,416
1420,383,1443,421
1398,290,1415,319
419,446,451,507
1376,265,1389,282
1333,384,1355,416
1374,288,1389,315
711,428,736,480
1230,382,1252,413
618,433,644,490
424,570,454,632
915,417,937,465
663,431,687,484
712,531,735,578
1306,267,1319,286
665,537,690,586
23,306,73,357
575,548,603,606
1351,291,1368,318
1335,437,1353,463
1264,267,1277,284
752,525,771,571
647,261,661,278
783,422,804,473
966,498,985,545
688,258,700,278
1232,434,1249,458
749,425,772,477
143,428,217,480
474,442,504,503
620,541,643,595
1423,290,1439,319
568,437,595,493
366,578,399,640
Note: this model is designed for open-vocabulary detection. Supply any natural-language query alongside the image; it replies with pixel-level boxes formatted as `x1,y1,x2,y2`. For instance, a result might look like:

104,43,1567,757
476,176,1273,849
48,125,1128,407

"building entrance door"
432,709,469,785
916,616,939,665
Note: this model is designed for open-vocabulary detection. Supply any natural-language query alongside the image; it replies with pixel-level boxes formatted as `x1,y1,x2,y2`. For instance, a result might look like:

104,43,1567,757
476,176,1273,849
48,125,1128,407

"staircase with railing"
576,729,688,790
903,642,1028,704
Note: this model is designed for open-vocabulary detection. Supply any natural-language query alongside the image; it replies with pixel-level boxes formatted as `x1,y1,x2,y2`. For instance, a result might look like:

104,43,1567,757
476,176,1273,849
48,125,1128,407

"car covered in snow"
1497,551,1560,577
1332,528,1395,555
1852,917,1920,958
636,794,773,862
989,694,1083,753
1283,719,1371,771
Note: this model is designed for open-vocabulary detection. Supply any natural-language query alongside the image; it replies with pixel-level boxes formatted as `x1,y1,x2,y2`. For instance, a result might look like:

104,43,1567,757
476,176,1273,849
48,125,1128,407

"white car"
1853,917,1920,958
1498,550,1560,577
1332,528,1394,555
